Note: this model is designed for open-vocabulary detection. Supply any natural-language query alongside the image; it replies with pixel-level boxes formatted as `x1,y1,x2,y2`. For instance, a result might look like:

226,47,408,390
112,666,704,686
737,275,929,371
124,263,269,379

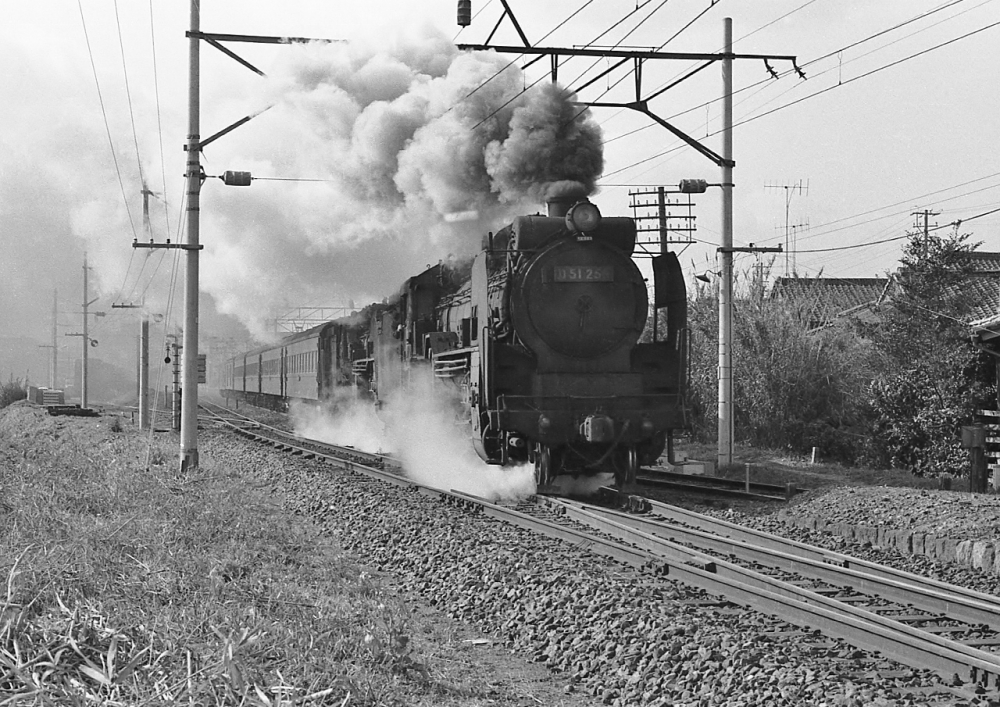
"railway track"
199,401,397,471
527,492,1000,693
201,400,1000,699
638,467,802,502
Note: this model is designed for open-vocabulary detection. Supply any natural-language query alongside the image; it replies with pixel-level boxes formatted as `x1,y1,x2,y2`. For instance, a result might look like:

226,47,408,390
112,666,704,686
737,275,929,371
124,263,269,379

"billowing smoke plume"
202,25,604,337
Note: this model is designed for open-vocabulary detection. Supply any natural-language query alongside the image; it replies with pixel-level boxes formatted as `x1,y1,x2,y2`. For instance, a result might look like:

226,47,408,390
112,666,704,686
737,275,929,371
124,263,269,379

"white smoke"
289,391,392,454
291,369,536,502
380,370,536,501
202,24,605,338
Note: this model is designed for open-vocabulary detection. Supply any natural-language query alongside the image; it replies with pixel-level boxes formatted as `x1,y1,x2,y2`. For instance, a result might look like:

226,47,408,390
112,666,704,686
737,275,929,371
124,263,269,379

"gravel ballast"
202,430,994,707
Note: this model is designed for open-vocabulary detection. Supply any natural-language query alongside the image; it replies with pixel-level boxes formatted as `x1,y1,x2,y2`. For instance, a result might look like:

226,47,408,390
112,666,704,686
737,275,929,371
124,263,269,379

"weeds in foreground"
0,418,430,706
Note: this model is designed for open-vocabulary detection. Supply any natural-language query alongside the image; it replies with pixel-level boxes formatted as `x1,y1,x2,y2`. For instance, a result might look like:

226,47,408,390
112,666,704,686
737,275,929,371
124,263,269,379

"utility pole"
38,289,59,389
718,18,734,470
113,303,151,429
83,254,89,408
140,316,150,429
166,334,182,432
66,255,103,407
913,209,940,238
180,0,203,471
52,290,58,388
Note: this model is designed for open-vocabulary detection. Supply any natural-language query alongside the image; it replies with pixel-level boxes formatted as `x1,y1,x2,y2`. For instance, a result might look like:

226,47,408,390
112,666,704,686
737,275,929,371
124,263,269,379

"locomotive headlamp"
565,201,601,233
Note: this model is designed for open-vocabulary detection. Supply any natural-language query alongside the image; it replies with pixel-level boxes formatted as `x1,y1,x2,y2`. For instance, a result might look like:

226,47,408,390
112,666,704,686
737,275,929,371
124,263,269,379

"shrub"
0,377,27,409
685,268,872,465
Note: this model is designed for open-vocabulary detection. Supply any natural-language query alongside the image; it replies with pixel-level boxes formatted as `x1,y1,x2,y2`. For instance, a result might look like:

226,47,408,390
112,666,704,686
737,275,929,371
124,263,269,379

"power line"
733,19,1000,128
149,0,171,240
113,0,146,194
795,205,1000,254
603,17,1000,178
463,0,600,105
601,0,983,150
76,0,139,239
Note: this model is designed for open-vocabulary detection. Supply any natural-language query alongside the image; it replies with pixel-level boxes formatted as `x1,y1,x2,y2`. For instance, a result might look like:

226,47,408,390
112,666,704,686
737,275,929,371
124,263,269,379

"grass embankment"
0,402,428,706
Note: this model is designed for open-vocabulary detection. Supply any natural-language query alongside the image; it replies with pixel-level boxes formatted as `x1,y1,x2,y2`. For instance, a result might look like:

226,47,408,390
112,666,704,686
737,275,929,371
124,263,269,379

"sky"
1,0,997,380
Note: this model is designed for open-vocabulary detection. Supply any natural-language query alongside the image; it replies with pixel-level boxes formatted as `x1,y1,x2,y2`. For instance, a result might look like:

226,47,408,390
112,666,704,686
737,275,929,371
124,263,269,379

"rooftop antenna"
765,179,809,276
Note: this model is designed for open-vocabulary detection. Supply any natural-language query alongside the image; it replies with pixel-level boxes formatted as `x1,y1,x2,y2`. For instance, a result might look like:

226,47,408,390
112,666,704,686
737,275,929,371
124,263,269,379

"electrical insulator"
457,0,472,27
678,178,708,194
222,170,252,187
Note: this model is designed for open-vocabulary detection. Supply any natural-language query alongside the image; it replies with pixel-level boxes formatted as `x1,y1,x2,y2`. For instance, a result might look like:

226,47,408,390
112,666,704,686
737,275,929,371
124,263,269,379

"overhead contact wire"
76,0,139,240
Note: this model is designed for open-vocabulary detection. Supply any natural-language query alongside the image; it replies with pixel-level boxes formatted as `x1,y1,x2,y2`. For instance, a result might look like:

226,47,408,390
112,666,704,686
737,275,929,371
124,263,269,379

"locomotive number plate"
552,265,614,282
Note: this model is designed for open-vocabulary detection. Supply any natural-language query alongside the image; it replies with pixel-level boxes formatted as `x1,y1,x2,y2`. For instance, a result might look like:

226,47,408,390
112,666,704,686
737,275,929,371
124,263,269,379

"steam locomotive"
222,198,689,490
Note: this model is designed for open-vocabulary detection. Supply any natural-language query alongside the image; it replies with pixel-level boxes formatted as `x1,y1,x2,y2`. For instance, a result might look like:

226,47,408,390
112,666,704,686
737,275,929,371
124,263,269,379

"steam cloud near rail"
202,25,605,338
290,371,536,501
290,371,615,500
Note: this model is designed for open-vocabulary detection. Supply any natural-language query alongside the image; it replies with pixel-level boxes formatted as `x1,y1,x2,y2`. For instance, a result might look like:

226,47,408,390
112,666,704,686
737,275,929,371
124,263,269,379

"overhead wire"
76,0,140,241
111,0,177,309
733,19,1000,128
766,176,1000,250
113,0,146,194
602,14,999,180
794,206,1000,254
471,0,705,132
600,0,981,150
463,0,600,106
148,0,172,239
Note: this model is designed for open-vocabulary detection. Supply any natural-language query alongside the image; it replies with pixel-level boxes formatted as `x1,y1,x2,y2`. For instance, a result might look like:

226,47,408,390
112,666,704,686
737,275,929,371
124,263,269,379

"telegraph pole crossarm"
133,243,204,250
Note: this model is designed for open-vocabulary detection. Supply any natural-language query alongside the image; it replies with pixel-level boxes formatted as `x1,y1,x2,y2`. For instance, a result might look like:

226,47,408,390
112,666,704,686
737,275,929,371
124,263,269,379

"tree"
858,227,993,474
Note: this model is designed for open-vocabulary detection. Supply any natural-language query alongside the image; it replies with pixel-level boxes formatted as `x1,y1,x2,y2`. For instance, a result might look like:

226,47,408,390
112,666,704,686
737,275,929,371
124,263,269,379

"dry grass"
0,403,433,706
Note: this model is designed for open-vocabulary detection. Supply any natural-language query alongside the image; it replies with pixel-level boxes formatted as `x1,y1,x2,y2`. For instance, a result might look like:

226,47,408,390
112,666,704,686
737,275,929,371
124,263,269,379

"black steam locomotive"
222,198,688,490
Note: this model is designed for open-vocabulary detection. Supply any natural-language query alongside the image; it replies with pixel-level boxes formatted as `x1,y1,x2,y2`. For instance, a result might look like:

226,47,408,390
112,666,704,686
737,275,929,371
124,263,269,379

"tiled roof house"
770,252,1000,333
768,276,891,331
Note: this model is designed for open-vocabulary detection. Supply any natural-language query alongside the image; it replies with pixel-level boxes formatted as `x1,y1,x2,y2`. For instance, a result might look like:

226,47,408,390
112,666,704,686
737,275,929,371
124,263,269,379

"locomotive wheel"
615,446,639,492
534,444,553,489
627,445,639,486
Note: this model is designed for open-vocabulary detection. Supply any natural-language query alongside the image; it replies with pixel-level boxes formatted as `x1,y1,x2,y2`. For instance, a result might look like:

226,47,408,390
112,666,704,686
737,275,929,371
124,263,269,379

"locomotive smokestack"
546,198,573,218
544,180,589,217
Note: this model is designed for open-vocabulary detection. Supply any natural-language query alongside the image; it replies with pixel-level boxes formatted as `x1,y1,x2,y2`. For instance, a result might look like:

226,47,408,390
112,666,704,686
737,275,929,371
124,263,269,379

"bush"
684,229,996,474
0,377,27,409
685,269,872,465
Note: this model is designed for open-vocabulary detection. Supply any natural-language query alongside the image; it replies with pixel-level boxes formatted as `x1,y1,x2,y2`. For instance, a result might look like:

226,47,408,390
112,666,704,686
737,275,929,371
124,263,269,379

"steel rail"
199,401,390,468
531,497,1000,689
639,467,803,495
552,498,1000,630
637,475,792,502
621,493,1000,624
